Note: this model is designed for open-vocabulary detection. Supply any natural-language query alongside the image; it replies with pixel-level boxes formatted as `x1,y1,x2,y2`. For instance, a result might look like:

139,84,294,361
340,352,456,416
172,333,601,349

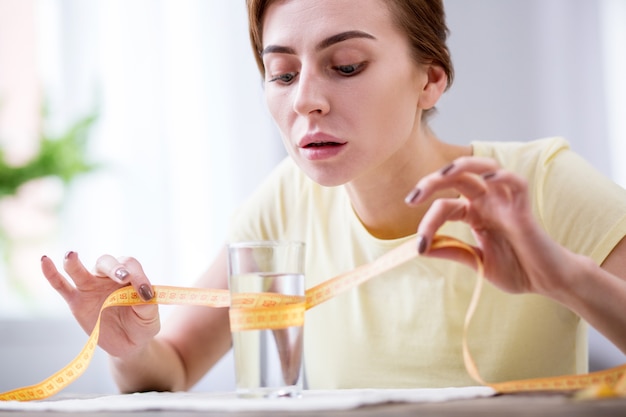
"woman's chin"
298,164,350,188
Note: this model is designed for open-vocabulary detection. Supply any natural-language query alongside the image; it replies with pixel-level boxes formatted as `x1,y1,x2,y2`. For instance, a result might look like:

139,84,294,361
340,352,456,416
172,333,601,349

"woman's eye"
268,72,297,84
334,63,365,76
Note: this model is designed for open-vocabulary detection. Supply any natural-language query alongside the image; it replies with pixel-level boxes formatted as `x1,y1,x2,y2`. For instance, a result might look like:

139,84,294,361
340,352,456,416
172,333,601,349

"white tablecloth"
0,387,495,412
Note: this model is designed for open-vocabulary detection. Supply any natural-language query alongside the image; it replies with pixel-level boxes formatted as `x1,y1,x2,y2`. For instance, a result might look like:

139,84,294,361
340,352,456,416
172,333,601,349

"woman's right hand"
41,252,160,359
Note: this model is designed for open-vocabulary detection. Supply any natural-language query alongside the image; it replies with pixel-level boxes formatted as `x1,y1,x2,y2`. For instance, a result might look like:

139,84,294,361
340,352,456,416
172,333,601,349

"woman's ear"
417,65,447,110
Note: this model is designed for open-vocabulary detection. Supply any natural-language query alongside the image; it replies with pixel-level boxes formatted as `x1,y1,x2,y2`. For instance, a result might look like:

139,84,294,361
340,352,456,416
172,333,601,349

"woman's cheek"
266,90,285,122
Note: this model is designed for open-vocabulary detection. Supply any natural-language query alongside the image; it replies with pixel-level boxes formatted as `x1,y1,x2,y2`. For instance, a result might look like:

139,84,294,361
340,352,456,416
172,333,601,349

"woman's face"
262,0,431,187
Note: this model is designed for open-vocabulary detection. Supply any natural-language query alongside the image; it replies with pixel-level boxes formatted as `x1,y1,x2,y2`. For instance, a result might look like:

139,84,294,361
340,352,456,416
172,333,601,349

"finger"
96,254,154,302
94,254,132,284
415,198,485,271
411,169,489,204
41,255,76,303
450,172,489,201
444,156,501,175
422,243,484,272
482,170,529,201
132,304,159,320
112,256,155,302
63,251,101,287
406,157,500,205
417,197,470,244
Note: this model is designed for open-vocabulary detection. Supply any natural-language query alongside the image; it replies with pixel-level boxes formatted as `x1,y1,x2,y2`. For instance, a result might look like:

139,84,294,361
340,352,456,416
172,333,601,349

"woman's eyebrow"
316,30,376,51
261,45,295,56
261,30,376,57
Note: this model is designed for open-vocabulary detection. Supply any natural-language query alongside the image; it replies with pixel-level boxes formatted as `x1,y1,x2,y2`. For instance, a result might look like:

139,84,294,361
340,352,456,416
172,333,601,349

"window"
0,0,283,317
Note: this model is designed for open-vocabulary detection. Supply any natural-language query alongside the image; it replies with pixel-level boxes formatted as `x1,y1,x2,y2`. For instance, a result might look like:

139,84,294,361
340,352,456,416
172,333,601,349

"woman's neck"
345,134,471,240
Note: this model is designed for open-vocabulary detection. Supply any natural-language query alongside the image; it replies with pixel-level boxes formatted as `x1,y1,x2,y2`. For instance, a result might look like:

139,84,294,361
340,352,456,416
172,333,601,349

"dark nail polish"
64,251,75,260
138,284,154,301
405,188,421,204
417,235,428,254
115,268,130,281
440,163,454,175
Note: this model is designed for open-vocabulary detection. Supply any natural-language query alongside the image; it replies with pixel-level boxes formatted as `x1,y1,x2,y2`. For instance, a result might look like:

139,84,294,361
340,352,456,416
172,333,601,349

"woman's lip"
298,142,347,161
298,132,346,148
297,132,347,161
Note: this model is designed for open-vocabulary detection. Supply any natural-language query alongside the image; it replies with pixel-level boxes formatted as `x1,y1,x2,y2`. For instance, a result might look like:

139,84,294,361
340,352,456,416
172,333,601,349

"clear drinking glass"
227,241,305,398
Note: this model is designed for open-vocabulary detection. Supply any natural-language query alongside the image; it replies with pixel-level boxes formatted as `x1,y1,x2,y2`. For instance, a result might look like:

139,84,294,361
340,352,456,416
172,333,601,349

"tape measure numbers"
1,236,625,401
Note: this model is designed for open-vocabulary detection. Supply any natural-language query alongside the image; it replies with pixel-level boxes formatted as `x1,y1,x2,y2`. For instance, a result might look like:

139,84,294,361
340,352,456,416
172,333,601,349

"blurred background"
0,0,625,395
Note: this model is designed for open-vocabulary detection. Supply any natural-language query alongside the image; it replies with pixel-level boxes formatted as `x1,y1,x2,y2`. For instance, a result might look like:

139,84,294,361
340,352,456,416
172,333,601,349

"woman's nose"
292,70,330,116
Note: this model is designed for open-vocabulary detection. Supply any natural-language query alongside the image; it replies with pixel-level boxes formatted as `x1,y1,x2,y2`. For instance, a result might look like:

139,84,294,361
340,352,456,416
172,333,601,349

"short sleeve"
538,141,626,264
472,137,626,265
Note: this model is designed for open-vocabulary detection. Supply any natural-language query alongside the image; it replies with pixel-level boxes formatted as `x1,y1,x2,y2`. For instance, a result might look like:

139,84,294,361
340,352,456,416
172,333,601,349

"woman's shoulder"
471,136,570,171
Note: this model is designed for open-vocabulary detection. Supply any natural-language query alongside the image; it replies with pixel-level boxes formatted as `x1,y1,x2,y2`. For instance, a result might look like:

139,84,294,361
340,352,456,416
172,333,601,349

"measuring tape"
1,236,625,401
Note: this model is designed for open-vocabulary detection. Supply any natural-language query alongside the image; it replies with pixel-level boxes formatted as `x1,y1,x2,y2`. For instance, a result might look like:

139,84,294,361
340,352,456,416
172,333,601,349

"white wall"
434,0,611,174
601,0,626,188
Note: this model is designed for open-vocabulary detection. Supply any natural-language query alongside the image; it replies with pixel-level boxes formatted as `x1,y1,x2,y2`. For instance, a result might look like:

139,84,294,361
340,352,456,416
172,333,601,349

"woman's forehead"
261,0,393,48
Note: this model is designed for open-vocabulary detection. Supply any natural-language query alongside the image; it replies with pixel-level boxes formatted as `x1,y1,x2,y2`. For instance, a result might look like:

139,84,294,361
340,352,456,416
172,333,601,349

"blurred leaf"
0,111,99,197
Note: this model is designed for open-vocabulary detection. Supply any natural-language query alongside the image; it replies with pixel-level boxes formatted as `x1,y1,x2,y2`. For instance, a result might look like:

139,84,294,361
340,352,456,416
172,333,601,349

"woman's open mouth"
300,141,346,160
304,141,343,148
298,133,347,161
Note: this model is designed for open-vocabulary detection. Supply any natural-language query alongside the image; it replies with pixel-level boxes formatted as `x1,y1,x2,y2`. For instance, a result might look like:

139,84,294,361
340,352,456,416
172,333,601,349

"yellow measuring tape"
1,235,625,401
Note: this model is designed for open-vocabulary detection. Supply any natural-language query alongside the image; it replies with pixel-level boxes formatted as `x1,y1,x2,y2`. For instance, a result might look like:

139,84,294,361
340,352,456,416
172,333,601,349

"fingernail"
64,251,75,260
138,284,154,301
41,255,48,262
482,172,496,180
440,163,454,175
417,235,428,254
115,268,130,281
404,187,421,204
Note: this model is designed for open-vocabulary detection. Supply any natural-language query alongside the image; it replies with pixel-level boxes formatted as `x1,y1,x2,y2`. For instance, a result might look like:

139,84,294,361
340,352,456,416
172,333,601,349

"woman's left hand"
405,156,581,297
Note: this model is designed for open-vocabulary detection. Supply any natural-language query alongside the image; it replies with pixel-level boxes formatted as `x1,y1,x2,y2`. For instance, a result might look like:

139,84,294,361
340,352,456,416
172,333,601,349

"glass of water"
227,241,305,398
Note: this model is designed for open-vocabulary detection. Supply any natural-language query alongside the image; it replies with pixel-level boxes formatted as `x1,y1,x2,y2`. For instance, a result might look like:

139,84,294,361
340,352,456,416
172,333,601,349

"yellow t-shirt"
228,137,626,388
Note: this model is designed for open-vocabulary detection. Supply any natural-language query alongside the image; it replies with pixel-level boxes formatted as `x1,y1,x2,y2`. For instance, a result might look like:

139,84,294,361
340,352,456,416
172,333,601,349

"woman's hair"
247,0,454,100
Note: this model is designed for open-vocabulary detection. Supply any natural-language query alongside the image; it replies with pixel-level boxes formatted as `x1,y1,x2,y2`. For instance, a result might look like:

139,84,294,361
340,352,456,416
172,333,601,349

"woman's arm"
108,246,232,392
142,246,232,391
562,237,626,353
406,156,626,354
43,245,232,393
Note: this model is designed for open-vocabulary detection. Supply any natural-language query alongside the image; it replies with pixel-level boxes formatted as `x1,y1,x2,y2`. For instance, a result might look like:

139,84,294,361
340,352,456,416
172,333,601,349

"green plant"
0,108,99,308
0,111,99,197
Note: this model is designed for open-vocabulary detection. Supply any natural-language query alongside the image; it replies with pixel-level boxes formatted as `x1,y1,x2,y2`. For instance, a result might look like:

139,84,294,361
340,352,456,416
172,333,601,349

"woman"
42,0,626,392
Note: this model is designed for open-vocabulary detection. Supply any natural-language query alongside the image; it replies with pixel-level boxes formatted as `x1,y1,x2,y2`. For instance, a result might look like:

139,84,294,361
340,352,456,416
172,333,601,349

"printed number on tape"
1,236,625,401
